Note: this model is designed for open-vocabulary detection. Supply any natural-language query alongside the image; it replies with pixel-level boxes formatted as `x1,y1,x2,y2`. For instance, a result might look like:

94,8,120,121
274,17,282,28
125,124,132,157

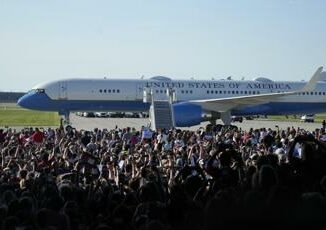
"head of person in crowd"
1,123,326,228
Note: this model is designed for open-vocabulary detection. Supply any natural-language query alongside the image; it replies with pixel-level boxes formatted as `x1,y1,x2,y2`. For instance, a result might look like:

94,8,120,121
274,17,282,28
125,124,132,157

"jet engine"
172,102,203,127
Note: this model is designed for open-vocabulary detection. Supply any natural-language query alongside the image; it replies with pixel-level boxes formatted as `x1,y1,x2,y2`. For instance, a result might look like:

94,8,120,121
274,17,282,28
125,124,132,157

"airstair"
143,87,176,131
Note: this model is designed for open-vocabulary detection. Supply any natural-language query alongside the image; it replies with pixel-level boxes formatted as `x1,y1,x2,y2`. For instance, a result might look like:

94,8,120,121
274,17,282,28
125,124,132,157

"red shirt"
32,131,45,143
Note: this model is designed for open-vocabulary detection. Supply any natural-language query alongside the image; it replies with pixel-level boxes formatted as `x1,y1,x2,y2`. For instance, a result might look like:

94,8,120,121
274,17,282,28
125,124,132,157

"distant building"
0,92,25,103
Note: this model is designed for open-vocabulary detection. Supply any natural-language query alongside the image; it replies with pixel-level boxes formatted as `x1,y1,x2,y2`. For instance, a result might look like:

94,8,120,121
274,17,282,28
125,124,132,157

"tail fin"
301,66,323,92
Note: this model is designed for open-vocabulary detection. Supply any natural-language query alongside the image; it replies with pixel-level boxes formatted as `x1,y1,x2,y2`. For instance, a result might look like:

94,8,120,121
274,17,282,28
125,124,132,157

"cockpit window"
35,89,45,93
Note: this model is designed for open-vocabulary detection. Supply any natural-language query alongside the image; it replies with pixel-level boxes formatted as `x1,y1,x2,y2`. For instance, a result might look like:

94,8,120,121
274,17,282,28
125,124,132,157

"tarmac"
69,113,323,132
1,113,322,132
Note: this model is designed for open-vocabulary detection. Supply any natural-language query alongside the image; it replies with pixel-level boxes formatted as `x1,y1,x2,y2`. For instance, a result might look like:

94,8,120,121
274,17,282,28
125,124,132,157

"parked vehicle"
124,112,135,118
244,116,254,120
301,114,315,122
140,112,149,118
108,112,124,118
95,112,108,117
83,112,95,117
231,116,243,123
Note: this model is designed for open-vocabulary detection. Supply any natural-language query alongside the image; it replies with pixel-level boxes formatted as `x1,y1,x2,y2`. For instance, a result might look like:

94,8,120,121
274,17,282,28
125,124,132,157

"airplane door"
136,83,144,100
58,81,68,100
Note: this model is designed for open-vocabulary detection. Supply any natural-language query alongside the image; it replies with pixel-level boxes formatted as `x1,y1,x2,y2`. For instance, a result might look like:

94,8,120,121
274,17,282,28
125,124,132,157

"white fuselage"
17,74,326,121
31,78,325,103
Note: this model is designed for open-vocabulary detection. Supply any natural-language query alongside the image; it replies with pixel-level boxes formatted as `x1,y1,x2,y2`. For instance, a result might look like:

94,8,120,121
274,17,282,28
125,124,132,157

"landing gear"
209,119,216,126
208,111,218,125
59,110,70,126
220,111,231,125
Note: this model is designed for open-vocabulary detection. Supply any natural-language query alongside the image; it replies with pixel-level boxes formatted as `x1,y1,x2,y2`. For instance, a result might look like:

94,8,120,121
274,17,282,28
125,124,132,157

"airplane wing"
190,66,323,112
190,92,295,112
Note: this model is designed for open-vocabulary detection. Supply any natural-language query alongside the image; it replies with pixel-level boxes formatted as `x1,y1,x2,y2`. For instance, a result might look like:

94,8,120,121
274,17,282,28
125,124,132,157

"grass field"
0,103,60,127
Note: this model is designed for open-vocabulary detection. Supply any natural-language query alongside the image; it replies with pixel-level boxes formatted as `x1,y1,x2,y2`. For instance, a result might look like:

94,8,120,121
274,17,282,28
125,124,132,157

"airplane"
17,66,325,127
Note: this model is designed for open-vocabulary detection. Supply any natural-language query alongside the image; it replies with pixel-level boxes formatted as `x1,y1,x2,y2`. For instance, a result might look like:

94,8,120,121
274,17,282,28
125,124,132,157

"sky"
0,0,325,92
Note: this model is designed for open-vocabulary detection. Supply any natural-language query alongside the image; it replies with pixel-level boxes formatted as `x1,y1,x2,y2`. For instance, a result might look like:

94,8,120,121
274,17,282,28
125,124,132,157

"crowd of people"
1,123,326,229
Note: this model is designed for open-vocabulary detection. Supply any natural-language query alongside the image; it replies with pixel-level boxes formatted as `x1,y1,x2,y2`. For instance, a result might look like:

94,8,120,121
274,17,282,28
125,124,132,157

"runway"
70,113,323,132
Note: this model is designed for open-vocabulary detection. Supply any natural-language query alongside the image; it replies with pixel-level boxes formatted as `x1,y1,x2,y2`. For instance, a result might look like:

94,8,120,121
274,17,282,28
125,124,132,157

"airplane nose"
17,92,41,109
17,93,30,108
17,91,54,111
